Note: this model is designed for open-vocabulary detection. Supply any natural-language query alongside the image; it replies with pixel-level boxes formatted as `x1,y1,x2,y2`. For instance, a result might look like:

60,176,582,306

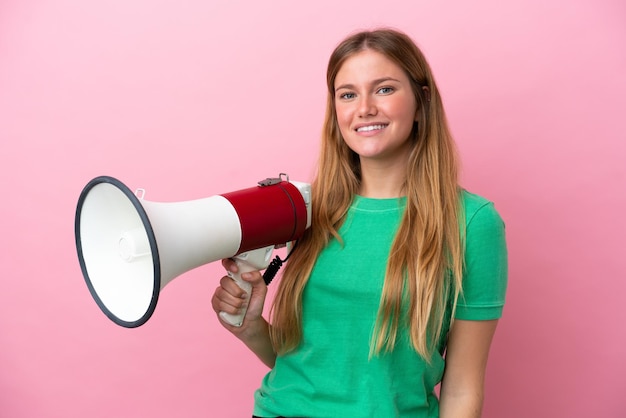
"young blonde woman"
211,28,508,418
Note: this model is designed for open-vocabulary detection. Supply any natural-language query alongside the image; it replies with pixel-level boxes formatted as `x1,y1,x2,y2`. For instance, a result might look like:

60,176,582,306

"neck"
358,158,407,198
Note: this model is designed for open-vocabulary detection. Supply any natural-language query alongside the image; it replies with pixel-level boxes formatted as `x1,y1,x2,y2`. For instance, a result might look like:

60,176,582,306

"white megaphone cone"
75,174,311,328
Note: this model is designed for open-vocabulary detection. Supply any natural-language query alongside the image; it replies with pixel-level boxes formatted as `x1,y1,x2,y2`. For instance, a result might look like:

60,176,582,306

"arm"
439,319,499,418
211,259,277,368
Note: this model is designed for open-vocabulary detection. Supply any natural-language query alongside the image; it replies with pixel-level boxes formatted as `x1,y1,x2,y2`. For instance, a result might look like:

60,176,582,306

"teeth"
357,124,386,132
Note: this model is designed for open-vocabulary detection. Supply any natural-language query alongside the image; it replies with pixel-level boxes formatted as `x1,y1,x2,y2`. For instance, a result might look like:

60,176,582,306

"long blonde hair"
270,28,464,360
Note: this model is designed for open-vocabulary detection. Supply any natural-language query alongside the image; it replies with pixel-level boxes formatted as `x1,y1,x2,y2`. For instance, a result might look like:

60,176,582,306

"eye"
338,91,356,100
377,86,394,95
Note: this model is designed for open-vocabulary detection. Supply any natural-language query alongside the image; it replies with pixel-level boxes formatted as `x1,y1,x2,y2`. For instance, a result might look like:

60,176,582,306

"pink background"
1,0,625,417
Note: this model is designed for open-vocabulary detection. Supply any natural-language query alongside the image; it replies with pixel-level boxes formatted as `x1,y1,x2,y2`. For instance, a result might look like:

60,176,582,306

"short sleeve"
455,198,508,320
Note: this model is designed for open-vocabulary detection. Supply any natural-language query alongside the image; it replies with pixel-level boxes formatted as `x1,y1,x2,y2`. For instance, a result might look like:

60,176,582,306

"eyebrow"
334,77,402,93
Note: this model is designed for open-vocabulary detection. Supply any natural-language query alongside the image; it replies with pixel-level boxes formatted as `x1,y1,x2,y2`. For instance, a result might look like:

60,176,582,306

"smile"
356,124,388,133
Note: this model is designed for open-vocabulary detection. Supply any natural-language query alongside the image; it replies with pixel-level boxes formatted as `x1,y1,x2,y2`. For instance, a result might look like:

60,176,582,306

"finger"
239,272,267,318
221,258,238,273
213,276,247,304
211,285,247,315
220,275,248,296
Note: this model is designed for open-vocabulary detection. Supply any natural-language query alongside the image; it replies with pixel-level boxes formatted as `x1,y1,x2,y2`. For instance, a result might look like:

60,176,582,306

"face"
334,49,419,166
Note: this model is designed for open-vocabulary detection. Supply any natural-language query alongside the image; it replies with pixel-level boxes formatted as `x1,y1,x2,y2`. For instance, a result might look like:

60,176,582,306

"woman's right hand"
211,258,277,367
211,258,268,338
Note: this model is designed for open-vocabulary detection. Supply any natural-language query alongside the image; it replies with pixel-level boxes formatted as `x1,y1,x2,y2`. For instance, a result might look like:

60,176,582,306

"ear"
422,86,431,102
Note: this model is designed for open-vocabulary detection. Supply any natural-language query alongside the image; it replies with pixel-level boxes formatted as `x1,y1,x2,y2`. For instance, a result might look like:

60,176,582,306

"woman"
211,28,508,418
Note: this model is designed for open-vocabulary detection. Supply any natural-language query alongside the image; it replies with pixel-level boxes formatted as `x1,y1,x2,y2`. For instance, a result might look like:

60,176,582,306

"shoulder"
460,189,505,231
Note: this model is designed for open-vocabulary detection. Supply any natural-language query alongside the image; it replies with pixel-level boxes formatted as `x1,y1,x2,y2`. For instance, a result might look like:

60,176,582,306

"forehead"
334,49,408,87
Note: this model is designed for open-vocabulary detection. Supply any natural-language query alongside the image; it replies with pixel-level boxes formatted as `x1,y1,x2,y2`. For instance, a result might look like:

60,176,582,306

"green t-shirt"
253,191,508,418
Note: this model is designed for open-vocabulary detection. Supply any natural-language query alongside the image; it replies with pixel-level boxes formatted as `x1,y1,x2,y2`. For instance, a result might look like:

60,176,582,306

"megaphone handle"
219,247,273,327
219,266,253,327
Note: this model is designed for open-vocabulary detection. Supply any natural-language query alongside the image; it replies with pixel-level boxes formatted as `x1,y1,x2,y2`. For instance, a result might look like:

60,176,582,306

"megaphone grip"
219,246,273,327
219,267,253,327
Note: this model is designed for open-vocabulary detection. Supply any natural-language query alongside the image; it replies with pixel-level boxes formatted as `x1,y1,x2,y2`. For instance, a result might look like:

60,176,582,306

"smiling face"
333,49,419,167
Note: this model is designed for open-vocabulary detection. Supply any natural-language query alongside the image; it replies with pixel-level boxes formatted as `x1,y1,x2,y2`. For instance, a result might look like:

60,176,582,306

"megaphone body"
75,174,311,328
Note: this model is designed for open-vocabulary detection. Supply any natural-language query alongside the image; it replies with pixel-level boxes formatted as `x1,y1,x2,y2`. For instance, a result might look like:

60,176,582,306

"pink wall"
1,0,624,416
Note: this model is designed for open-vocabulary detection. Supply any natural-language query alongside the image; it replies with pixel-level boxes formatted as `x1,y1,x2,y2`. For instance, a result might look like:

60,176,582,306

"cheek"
393,102,419,131
334,106,353,134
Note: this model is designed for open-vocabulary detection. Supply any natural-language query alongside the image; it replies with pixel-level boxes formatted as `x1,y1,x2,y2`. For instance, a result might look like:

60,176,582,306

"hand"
211,258,268,338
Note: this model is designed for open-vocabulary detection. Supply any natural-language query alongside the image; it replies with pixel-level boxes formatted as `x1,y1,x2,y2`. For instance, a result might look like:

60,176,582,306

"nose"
358,95,377,118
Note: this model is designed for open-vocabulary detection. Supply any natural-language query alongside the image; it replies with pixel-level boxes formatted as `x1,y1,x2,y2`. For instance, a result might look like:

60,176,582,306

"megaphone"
75,174,311,328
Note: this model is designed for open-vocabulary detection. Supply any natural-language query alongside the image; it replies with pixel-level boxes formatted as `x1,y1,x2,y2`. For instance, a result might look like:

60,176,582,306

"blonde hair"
270,28,464,360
